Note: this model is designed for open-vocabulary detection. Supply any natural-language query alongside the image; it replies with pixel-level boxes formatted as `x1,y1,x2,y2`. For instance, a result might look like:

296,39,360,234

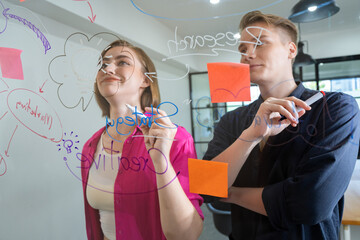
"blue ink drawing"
129,0,285,21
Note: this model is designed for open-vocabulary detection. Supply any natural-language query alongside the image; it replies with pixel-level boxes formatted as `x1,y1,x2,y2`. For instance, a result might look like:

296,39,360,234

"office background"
0,0,359,239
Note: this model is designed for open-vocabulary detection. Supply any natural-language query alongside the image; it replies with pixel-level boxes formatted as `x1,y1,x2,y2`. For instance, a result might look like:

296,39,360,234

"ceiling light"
308,5,318,12
294,41,316,67
210,0,220,4
234,33,240,39
289,0,340,23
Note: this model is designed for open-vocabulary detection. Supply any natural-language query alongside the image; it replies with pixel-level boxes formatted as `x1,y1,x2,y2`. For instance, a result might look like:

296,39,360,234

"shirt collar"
288,82,305,99
257,82,305,102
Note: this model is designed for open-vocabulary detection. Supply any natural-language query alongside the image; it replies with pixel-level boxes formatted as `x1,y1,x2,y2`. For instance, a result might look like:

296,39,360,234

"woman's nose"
104,62,116,74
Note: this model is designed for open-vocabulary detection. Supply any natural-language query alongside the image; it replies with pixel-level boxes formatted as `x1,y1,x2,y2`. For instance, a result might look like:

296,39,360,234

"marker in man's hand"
279,91,325,121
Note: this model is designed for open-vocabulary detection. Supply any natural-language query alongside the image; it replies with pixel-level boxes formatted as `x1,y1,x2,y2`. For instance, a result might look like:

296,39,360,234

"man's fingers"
298,109,306,118
266,99,299,121
286,96,311,111
266,103,298,124
265,96,312,122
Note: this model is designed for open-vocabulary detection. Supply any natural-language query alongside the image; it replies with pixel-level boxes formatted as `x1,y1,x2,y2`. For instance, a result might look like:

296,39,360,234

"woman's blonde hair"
94,39,161,117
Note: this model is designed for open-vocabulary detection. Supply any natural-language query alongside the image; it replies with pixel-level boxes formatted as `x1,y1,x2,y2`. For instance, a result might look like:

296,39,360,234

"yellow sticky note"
188,158,228,198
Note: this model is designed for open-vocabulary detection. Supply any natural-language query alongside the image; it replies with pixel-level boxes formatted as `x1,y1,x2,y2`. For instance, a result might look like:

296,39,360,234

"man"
203,11,360,239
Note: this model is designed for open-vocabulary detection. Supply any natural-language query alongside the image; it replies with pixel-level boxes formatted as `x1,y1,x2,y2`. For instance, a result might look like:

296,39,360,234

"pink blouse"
81,125,204,240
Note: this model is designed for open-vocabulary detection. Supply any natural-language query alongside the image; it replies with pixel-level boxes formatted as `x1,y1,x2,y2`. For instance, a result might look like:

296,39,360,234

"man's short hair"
239,11,298,45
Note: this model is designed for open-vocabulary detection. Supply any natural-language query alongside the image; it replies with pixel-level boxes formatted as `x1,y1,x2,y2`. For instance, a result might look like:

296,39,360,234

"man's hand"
243,96,311,141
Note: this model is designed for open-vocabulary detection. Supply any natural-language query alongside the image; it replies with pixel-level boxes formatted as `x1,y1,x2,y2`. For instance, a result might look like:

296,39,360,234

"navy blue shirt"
203,83,360,240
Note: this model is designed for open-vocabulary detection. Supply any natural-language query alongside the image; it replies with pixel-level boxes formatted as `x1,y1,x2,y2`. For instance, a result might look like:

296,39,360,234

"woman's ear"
141,73,152,88
288,41,297,60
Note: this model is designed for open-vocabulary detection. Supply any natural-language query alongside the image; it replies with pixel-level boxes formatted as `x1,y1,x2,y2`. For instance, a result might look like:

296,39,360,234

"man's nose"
241,49,256,63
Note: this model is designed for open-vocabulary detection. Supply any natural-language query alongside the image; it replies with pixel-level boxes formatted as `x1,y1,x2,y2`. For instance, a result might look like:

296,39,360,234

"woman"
81,39,204,240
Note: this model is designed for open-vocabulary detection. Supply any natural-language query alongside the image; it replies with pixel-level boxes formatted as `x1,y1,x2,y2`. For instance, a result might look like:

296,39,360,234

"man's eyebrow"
258,35,271,40
238,42,245,50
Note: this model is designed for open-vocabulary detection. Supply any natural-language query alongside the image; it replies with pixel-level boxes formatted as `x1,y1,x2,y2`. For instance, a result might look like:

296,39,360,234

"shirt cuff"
262,181,289,230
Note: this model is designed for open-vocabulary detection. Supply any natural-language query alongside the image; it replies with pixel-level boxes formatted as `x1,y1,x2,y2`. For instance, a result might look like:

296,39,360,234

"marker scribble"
73,0,96,23
0,153,7,176
48,32,120,111
1,4,51,54
57,131,80,154
64,147,180,195
4,125,18,157
129,0,285,21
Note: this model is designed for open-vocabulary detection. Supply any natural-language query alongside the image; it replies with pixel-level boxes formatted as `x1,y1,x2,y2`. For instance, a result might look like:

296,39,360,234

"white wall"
0,1,194,239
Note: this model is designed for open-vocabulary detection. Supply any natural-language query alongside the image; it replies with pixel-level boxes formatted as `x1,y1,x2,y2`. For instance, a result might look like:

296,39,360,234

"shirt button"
116,200,120,204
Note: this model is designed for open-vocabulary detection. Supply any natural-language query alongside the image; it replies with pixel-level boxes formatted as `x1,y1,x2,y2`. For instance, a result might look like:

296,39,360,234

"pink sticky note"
0,47,24,80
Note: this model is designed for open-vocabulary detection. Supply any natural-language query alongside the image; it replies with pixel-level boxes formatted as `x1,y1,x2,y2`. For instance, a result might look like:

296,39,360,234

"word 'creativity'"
77,142,168,175
63,146,179,194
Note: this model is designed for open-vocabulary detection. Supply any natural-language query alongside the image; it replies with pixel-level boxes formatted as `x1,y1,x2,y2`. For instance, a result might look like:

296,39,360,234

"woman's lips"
102,77,120,82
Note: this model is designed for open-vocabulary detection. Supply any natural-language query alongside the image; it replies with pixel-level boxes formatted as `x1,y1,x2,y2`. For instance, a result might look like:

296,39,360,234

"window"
189,73,259,158
190,54,360,158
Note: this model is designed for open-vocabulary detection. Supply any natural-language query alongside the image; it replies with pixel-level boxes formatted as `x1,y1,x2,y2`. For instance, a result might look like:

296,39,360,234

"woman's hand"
139,107,177,159
243,96,311,141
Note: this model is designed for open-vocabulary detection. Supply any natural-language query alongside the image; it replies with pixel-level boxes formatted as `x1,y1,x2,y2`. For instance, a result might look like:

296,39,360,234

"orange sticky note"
207,62,250,103
188,158,228,198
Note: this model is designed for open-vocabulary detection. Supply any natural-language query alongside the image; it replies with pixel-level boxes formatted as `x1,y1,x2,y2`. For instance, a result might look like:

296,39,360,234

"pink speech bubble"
7,88,63,142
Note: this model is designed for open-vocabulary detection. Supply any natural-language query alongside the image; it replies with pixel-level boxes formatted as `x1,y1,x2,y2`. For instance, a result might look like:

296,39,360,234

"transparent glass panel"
191,73,225,108
319,60,360,80
319,78,360,97
319,80,331,91
195,143,210,159
355,98,360,109
192,107,226,142
294,65,316,81
226,85,260,111
302,81,317,90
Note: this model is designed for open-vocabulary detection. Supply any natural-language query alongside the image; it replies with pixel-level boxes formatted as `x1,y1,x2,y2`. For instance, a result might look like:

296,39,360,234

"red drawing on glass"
0,153,6,176
39,79,47,93
73,0,96,23
0,77,64,176
4,125,18,157
7,88,63,142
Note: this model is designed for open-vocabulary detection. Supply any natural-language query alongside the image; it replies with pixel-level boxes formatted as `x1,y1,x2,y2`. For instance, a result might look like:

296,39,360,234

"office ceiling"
132,0,360,38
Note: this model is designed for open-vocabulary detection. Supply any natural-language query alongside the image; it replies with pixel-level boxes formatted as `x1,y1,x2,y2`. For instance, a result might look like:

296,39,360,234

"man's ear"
289,42,297,60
